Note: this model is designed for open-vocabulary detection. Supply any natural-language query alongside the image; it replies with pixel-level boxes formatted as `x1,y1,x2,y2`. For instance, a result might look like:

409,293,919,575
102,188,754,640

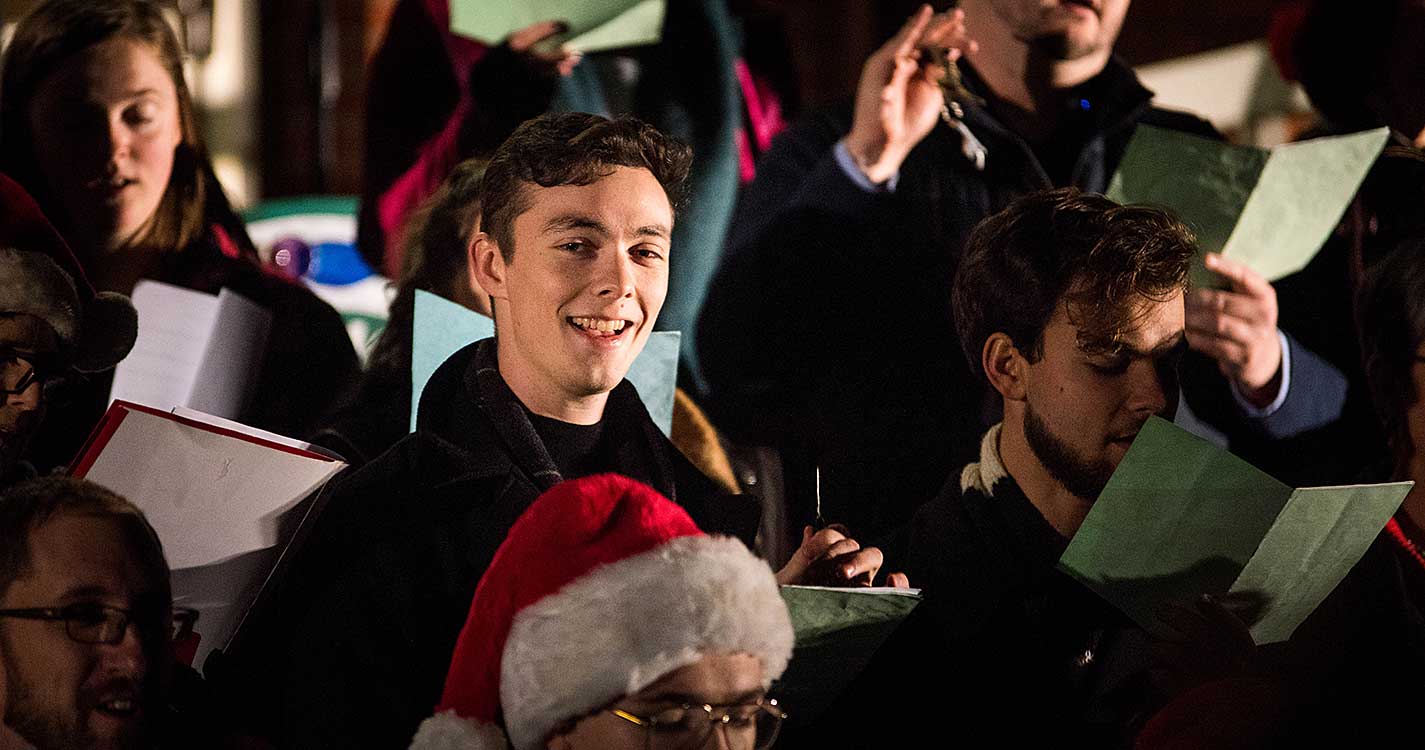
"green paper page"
1059,417,1290,636
1107,126,1388,288
450,0,664,52
410,290,680,435
1059,416,1410,644
1232,481,1411,643
775,586,921,722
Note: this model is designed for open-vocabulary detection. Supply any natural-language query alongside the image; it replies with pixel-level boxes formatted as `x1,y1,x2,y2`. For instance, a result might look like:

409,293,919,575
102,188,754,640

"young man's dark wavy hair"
953,188,1196,380
479,112,693,262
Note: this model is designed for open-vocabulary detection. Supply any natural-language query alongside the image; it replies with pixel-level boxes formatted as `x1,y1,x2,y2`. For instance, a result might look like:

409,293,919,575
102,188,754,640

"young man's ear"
982,332,1029,402
469,231,509,302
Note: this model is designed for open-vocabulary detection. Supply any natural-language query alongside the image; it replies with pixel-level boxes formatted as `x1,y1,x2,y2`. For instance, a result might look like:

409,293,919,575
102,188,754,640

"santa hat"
0,173,137,372
409,473,794,750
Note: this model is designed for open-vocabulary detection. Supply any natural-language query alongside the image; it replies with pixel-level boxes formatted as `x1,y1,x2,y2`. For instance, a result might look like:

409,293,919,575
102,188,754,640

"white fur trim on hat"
0,246,79,342
410,710,510,750
499,535,794,750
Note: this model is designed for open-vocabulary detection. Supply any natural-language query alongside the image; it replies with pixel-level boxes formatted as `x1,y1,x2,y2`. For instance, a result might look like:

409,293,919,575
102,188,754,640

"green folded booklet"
450,0,664,52
1106,126,1389,288
1059,416,1410,644
775,586,921,723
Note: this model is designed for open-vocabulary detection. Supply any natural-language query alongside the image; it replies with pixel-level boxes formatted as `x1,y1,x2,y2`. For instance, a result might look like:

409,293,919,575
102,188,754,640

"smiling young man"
0,476,171,750
241,113,889,749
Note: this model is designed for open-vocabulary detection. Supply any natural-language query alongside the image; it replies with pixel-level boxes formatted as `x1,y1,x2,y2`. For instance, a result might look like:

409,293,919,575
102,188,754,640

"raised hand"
505,19,581,77
842,5,978,184
1186,253,1284,407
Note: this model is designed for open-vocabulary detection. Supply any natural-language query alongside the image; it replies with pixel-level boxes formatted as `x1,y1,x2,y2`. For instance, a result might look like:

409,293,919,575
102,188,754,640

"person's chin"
86,711,146,750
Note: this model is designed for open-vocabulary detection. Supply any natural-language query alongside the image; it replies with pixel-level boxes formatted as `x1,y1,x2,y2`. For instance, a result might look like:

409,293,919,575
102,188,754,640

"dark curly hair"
1356,234,1425,464
479,112,693,261
953,188,1196,379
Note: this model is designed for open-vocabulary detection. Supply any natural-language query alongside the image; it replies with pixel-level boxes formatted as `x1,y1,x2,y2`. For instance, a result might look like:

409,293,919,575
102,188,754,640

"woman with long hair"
0,0,359,468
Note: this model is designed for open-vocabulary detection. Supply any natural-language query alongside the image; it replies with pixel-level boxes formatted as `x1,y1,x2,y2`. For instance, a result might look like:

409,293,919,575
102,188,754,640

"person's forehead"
633,653,765,704
515,167,672,231
0,313,60,352
37,37,175,107
5,513,149,605
1047,290,1184,351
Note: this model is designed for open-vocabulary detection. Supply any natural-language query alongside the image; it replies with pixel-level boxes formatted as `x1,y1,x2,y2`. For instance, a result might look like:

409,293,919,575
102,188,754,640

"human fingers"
1194,593,1255,650
821,537,864,563
1185,333,1249,377
795,526,851,564
920,9,972,53
890,5,936,61
1184,307,1256,348
1187,288,1271,326
832,546,884,583
507,19,568,51
1204,252,1274,301
886,571,911,588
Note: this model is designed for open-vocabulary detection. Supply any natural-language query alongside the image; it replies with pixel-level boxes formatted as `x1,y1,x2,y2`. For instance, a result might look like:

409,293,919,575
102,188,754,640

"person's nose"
595,248,636,300
6,380,42,414
1126,359,1170,416
101,117,130,168
99,621,148,681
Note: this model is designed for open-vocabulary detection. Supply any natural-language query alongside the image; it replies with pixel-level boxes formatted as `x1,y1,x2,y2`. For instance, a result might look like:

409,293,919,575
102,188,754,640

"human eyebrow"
1129,331,1188,359
633,224,670,240
639,688,765,705
542,215,610,236
56,585,113,603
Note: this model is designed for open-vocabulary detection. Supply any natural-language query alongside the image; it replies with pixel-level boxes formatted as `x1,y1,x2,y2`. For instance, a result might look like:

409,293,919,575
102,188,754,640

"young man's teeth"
572,317,626,333
101,699,135,712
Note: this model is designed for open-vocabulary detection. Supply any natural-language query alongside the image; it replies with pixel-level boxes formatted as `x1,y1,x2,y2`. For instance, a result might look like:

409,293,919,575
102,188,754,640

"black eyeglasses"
610,697,786,750
0,603,145,645
0,349,61,400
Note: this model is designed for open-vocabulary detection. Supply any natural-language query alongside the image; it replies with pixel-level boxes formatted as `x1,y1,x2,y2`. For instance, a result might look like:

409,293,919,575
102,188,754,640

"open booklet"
70,401,347,669
774,586,922,723
108,279,273,420
450,0,665,52
1106,126,1390,288
1059,416,1411,644
411,289,680,435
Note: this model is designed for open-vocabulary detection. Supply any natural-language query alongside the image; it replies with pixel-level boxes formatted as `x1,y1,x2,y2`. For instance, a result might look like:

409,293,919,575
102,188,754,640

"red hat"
0,173,136,372
409,474,794,750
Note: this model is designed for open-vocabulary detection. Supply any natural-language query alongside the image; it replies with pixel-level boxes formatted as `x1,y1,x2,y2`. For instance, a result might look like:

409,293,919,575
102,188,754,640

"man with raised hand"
243,113,893,749
699,1,1341,542
888,190,1257,747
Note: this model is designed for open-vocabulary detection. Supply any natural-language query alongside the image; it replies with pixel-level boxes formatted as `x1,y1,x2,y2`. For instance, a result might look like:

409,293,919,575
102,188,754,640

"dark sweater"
218,338,757,748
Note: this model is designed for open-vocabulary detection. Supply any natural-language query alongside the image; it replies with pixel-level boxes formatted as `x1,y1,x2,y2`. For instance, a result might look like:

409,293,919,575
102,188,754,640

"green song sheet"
409,290,679,435
1106,126,1389,288
450,0,664,52
1059,416,1410,644
775,586,921,722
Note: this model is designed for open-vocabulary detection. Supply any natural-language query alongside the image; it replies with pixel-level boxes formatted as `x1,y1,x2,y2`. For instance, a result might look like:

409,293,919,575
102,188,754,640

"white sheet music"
109,280,272,419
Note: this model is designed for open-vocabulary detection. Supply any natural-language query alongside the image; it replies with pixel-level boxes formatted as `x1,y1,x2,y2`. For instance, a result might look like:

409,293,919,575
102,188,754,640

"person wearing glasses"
409,473,793,750
0,476,170,750
231,112,893,749
0,174,136,488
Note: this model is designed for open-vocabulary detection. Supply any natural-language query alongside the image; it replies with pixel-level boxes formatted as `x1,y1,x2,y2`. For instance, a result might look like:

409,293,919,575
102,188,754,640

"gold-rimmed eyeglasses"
610,697,786,750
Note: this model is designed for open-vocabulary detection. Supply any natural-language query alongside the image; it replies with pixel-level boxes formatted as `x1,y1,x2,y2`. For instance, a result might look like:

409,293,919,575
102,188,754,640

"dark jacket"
699,58,1345,541
783,443,1148,749
224,338,758,748
28,229,359,473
